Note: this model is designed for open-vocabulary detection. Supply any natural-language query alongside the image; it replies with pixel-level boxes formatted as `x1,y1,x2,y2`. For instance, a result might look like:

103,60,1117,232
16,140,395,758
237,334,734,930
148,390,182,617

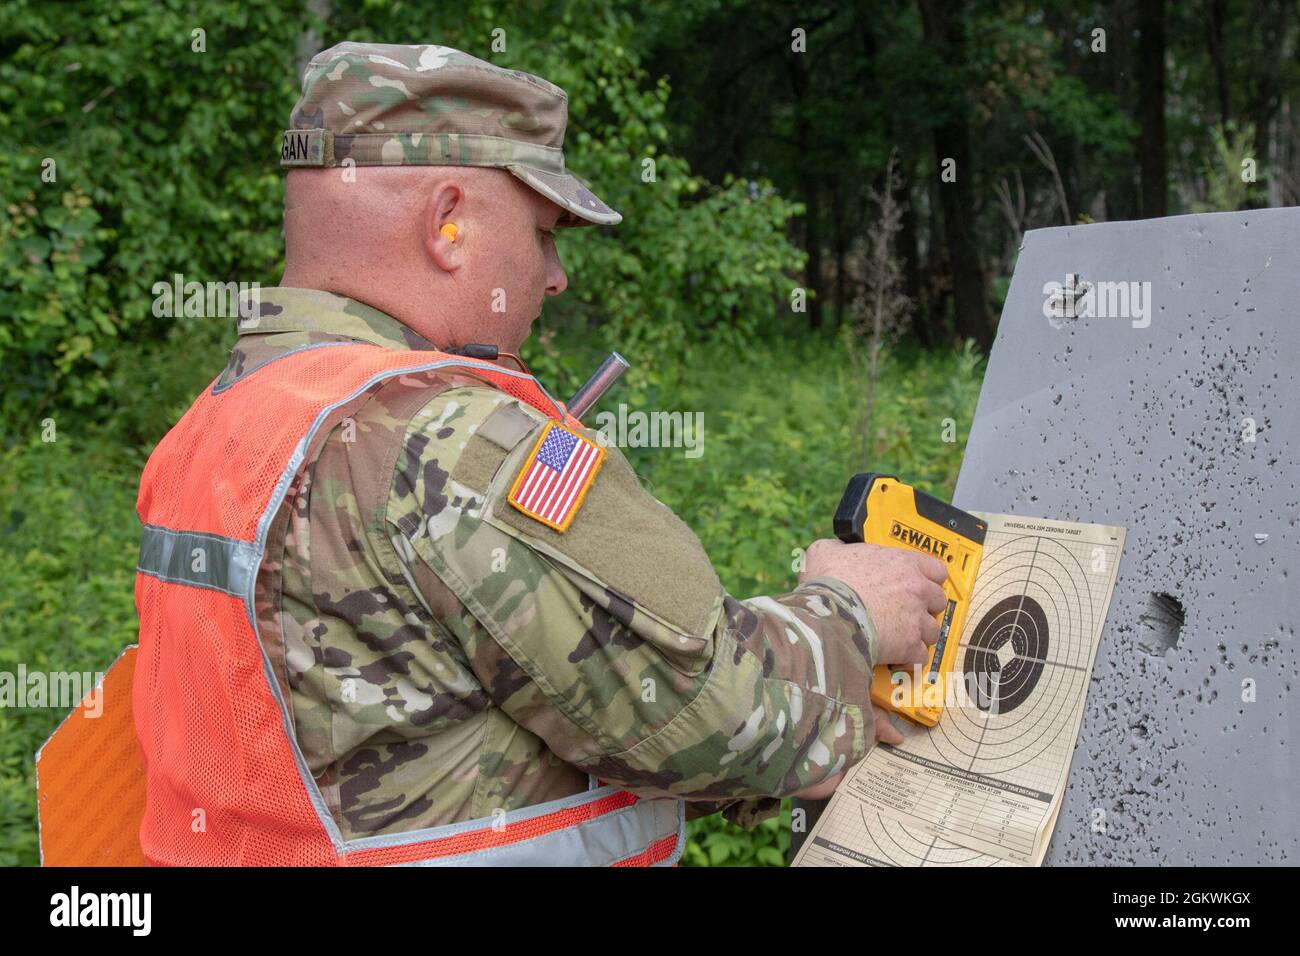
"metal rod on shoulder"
566,352,630,422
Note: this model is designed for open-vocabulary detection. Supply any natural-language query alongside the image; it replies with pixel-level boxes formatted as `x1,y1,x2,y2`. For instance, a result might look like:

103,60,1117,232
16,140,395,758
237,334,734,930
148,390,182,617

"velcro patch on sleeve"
507,421,606,533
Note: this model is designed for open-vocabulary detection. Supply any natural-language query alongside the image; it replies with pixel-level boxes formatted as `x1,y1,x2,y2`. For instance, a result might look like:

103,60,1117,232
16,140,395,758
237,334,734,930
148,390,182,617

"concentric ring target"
802,524,1123,868
918,531,1104,778
963,594,1050,714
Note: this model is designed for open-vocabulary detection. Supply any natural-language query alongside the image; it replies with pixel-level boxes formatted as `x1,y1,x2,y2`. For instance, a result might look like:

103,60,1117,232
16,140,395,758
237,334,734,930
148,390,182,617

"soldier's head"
278,42,620,352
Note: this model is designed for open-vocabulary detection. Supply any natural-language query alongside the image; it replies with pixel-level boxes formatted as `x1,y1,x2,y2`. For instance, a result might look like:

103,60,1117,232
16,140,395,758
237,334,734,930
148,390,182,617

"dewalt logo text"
889,520,950,559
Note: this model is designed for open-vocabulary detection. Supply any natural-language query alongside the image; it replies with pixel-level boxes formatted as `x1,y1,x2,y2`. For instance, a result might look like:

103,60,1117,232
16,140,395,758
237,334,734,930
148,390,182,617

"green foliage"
0,434,142,866
2,0,802,433
1190,123,1267,212
0,181,114,410
685,801,791,868
1,0,299,422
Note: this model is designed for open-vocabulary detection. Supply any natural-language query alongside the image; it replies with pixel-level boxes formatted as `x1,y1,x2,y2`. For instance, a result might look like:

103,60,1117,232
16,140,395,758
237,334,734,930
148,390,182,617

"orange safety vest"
131,342,685,866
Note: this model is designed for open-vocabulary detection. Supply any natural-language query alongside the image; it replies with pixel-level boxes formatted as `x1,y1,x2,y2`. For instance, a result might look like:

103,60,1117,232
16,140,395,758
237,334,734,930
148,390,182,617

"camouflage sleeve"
387,386,881,814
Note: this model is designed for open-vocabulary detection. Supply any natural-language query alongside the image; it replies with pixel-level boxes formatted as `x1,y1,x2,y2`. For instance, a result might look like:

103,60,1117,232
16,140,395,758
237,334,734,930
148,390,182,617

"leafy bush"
0,433,142,866
2,0,802,429
1,0,299,421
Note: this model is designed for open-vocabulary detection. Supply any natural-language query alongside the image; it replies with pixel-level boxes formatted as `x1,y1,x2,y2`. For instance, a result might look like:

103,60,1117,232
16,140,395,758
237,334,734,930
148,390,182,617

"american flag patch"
507,422,607,533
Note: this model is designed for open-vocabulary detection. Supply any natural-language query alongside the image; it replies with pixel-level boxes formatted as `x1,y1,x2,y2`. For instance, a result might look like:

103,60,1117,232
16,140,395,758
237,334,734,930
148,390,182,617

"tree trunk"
787,51,824,329
1137,0,1168,218
919,0,993,346
803,178,824,329
833,181,848,325
1106,0,1141,220
925,166,947,338
1206,0,1232,128
1247,0,1292,206
897,165,926,345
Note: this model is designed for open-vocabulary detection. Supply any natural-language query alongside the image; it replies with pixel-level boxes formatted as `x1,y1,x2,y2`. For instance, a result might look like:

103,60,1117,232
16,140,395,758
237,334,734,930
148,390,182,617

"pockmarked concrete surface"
955,207,1298,865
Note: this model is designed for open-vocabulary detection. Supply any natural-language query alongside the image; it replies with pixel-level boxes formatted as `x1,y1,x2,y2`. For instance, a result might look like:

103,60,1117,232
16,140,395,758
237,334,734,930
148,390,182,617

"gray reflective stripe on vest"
378,788,684,867
138,525,259,597
144,347,686,864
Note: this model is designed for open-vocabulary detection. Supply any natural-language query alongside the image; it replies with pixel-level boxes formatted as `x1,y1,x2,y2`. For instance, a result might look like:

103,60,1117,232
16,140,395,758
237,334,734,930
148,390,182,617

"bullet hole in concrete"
1136,592,1185,656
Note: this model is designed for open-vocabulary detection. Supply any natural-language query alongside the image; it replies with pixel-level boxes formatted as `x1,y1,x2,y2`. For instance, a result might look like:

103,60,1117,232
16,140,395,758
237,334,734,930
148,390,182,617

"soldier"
132,41,947,866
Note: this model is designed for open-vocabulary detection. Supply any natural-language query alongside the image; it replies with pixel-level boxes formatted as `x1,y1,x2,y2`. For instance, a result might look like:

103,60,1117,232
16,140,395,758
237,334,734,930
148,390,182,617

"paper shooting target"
793,519,1125,869
922,531,1105,779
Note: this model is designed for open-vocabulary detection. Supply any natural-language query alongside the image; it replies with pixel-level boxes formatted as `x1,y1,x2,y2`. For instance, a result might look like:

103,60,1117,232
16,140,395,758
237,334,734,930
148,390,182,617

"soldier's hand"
873,705,905,745
791,771,846,801
800,539,948,666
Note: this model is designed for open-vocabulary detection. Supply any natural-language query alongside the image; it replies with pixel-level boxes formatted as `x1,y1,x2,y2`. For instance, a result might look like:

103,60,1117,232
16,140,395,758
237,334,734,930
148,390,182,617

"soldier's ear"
425,180,465,272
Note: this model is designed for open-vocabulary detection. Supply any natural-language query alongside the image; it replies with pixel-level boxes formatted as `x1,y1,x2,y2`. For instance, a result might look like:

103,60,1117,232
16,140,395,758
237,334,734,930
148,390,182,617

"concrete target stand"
954,207,1298,865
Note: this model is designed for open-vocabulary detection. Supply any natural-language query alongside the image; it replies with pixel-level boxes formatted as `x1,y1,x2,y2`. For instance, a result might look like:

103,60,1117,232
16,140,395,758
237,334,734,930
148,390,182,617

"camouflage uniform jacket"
223,287,883,838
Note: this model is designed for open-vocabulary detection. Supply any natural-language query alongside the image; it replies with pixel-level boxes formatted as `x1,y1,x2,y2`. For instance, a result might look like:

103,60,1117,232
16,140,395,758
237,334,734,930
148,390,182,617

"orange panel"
36,645,147,866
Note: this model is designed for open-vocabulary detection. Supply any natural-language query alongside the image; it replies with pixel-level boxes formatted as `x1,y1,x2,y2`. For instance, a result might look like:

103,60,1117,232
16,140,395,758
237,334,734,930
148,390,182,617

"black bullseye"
963,595,1049,714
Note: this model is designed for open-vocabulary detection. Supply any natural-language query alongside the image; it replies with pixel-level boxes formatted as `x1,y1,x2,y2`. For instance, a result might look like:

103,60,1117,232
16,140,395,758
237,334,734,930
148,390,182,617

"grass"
0,328,984,866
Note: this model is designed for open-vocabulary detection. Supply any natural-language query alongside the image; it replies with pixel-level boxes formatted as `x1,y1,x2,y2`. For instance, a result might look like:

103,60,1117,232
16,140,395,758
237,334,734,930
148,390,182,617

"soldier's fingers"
900,636,929,664
792,771,846,801
922,581,948,616
916,553,949,584
807,538,835,559
873,708,905,745
918,615,941,647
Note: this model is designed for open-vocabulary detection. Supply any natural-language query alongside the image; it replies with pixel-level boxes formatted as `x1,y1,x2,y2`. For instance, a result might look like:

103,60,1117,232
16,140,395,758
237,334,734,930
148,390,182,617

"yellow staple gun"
834,473,987,726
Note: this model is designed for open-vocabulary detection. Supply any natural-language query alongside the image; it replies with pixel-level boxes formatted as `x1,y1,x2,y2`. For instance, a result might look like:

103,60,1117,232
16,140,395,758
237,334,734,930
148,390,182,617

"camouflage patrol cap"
281,41,620,227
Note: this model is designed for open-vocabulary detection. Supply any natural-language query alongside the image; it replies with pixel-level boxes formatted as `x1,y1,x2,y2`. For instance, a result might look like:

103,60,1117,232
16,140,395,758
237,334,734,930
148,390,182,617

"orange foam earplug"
440,223,459,242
